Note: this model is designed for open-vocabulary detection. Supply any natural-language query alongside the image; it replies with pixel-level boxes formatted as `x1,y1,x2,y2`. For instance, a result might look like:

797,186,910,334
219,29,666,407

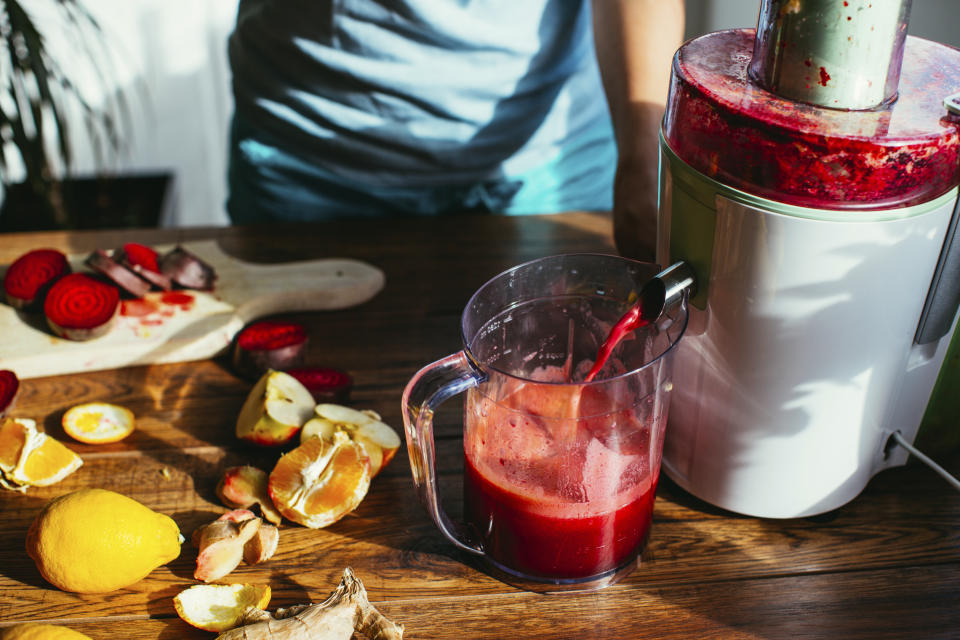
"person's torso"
229,0,611,185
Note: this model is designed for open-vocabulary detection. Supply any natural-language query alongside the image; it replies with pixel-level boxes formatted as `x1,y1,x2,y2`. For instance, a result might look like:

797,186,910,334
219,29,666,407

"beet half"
286,367,353,403
44,273,120,341
0,370,19,417
3,248,71,309
233,320,308,378
86,249,151,298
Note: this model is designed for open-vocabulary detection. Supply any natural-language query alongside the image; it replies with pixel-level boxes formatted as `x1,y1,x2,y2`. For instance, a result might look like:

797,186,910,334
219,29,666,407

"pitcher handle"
402,351,486,555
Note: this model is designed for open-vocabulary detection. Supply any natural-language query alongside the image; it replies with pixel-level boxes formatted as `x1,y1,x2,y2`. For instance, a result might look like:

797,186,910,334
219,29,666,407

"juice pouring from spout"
586,261,695,383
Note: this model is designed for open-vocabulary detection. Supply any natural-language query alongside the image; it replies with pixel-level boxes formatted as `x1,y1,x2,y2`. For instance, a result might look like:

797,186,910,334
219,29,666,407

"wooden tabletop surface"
1,211,959,639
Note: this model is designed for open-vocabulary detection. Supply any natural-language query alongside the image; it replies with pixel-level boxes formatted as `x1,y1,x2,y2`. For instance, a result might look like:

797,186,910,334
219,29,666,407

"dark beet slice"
85,249,151,298
114,243,172,291
3,248,71,309
286,367,353,403
233,320,308,378
0,370,19,417
44,273,120,341
160,246,217,290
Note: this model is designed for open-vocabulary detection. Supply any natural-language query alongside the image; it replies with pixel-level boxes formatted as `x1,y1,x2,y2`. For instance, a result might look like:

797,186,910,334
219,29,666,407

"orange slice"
18,436,84,487
0,417,29,491
62,402,135,444
0,417,83,490
0,416,29,473
268,430,371,528
173,583,271,632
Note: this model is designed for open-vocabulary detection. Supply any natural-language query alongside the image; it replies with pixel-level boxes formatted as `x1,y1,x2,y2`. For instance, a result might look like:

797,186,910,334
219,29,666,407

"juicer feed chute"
750,0,911,110
657,0,960,517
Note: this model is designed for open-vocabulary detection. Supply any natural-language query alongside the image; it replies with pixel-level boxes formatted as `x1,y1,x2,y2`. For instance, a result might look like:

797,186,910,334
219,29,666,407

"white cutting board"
0,240,385,379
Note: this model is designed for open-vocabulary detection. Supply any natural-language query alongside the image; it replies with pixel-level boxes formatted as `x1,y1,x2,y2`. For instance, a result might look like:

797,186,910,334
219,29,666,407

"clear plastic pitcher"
402,254,688,590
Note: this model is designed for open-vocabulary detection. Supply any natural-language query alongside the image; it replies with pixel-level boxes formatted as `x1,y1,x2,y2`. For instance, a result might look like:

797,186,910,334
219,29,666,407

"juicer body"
658,144,959,517
655,16,960,518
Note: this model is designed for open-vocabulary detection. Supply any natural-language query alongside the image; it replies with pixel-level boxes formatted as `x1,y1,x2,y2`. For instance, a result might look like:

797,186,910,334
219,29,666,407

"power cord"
890,431,960,492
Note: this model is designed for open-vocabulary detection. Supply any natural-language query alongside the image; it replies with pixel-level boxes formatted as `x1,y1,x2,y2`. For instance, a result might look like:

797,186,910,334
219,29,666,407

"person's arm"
592,0,685,261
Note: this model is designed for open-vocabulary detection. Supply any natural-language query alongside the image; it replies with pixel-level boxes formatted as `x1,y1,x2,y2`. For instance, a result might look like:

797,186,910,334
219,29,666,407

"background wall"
47,0,238,228
18,0,960,228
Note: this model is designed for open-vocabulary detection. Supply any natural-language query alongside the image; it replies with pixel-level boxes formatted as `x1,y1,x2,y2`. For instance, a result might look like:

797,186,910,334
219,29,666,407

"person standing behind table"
227,0,684,260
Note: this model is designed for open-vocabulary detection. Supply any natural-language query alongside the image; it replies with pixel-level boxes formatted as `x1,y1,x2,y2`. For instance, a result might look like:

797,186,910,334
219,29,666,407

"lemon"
0,623,92,639
25,488,182,593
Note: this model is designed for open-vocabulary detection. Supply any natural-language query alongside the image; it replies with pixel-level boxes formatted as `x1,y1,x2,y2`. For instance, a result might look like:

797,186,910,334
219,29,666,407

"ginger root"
216,568,403,640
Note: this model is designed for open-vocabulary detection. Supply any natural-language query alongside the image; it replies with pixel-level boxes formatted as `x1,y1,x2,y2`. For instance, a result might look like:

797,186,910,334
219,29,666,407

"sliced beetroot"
85,249,151,298
3,248,71,310
233,320,308,378
44,273,120,341
121,242,160,272
160,246,217,290
115,243,172,291
0,370,19,417
286,367,353,403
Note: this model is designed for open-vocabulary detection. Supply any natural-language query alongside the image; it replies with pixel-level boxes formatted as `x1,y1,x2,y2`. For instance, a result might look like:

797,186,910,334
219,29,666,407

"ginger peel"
243,522,279,565
193,509,279,582
216,568,403,640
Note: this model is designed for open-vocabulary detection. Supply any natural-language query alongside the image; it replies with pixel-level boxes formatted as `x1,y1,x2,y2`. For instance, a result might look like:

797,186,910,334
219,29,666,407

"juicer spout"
640,261,696,324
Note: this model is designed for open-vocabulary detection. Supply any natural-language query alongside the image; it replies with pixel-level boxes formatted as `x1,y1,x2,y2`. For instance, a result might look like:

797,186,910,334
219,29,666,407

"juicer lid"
663,29,960,210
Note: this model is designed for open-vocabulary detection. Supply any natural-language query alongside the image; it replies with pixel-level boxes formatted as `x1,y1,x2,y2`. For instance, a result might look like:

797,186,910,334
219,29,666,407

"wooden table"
1,212,959,639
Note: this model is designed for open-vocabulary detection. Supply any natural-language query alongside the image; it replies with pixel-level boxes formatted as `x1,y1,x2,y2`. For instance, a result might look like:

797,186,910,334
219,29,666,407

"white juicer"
657,0,960,517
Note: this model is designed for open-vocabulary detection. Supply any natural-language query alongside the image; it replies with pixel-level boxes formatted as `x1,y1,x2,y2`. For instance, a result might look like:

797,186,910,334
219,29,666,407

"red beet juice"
463,373,660,581
463,457,657,579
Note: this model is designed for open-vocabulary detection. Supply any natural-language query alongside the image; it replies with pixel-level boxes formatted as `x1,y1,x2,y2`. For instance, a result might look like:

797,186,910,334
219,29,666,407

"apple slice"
236,370,315,447
301,404,401,477
216,465,283,525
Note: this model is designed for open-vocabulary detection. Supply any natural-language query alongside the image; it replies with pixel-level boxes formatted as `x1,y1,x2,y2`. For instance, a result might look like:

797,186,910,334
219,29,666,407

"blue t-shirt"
228,0,616,220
